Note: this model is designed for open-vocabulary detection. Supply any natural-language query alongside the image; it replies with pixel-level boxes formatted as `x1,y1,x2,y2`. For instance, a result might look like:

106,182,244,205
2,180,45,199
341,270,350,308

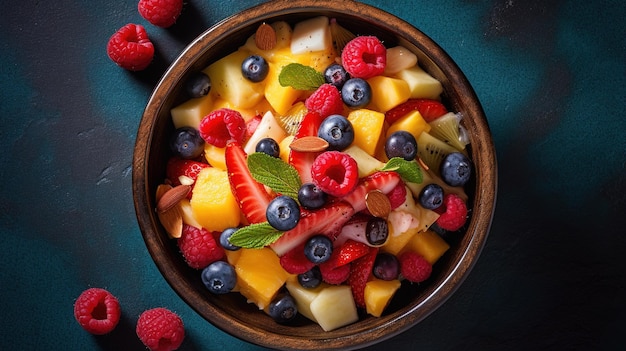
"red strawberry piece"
199,108,246,148
243,114,263,143
73,288,121,335
304,83,344,118
435,193,468,231
178,224,225,269
279,242,316,274
106,23,154,71
335,239,370,266
385,98,448,124
225,142,272,224
348,247,378,308
165,157,209,186
271,201,355,256
136,307,185,351
341,171,402,212
399,251,432,283
138,0,183,28
341,36,386,79
319,248,351,285
310,151,359,197
289,111,324,183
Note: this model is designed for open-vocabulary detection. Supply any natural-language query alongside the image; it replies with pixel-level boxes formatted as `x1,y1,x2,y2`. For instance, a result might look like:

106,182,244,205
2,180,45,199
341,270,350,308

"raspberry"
138,0,183,28
178,225,225,269
136,307,185,351
399,251,432,283
319,249,351,284
73,288,121,335
304,83,344,118
435,193,468,231
341,36,386,79
311,151,359,197
106,23,154,71
199,108,246,148
165,157,209,187
279,243,316,274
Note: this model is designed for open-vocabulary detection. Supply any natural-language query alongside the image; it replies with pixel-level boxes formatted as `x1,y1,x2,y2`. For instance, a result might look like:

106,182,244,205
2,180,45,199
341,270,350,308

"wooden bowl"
133,0,497,349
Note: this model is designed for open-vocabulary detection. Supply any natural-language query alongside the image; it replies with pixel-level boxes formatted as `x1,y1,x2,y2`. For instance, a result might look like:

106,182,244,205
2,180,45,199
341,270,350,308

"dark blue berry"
373,253,400,281
317,114,354,151
268,293,298,324
266,195,300,231
418,183,444,210
298,266,322,288
241,55,269,82
385,130,418,161
298,183,327,210
201,261,237,294
304,235,333,264
341,78,371,108
440,152,472,187
255,137,280,158
219,227,240,251
169,127,205,159
324,63,350,89
185,72,211,98
366,217,389,246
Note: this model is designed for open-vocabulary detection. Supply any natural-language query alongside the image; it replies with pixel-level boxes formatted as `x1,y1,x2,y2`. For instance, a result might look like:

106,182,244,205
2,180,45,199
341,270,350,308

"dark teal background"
1,0,625,349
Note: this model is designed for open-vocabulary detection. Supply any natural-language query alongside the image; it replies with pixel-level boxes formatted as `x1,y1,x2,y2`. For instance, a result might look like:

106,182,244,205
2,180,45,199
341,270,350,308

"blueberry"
317,114,354,151
304,235,333,264
266,195,300,231
219,227,240,251
385,130,418,161
341,78,371,108
440,152,472,186
298,183,327,210
298,266,322,288
373,253,400,281
268,293,298,324
255,137,280,158
418,183,444,210
241,55,269,82
185,72,211,98
201,261,237,294
366,217,389,246
324,63,350,89
169,127,205,159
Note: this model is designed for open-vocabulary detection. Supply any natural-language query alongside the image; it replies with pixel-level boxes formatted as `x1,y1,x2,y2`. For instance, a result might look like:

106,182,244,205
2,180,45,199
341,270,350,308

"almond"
157,184,191,213
255,23,276,51
365,190,391,218
289,136,329,152
155,184,184,239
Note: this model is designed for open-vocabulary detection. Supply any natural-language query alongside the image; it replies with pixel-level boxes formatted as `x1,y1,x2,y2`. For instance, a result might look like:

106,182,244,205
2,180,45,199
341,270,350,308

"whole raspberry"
198,108,246,148
138,0,183,28
399,251,432,283
436,193,468,231
106,23,154,71
305,83,344,118
136,307,185,351
73,288,121,335
178,225,225,269
341,36,386,79
311,151,359,197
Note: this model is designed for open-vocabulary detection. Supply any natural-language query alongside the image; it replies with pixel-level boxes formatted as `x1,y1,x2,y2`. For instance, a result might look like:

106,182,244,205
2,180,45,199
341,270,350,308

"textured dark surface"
1,0,625,350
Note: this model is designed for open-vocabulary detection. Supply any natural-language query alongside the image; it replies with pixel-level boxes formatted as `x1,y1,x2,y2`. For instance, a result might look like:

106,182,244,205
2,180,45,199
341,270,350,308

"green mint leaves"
228,222,283,249
247,152,302,200
278,63,325,91
380,157,423,183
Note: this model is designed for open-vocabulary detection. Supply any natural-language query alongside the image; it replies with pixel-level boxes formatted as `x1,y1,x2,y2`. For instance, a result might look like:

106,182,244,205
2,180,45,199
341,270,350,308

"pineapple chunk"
178,198,203,229
235,248,290,310
393,65,443,100
386,110,431,140
243,110,287,155
403,230,450,265
285,276,328,322
342,144,385,177
364,279,402,317
170,93,213,129
366,76,410,112
290,16,332,54
347,109,386,156
190,167,241,232
309,285,359,331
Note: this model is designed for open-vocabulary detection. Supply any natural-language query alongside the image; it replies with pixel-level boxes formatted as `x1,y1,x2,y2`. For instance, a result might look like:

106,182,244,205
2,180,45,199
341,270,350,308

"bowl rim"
133,0,497,349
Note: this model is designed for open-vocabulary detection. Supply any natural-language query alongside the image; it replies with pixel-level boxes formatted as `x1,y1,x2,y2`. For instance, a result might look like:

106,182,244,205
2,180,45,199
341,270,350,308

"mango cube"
203,144,226,170
347,109,386,156
264,61,303,115
404,230,450,265
235,248,290,310
366,76,410,112
393,65,443,100
386,110,431,140
190,167,241,232
364,279,402,317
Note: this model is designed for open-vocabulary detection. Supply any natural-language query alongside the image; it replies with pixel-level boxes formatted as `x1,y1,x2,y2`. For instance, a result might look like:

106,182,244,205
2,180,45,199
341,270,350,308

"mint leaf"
278,63,325,90
228,222,283,248
247,152,302,200
380,157,423,183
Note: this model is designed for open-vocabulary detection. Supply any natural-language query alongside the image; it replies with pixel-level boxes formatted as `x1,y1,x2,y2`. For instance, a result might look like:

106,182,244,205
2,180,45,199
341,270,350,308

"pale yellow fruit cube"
364,279,402,317
285,276,328,323
170,93,213,129
393,65,443,100
190,167,241,232
309,285,359,331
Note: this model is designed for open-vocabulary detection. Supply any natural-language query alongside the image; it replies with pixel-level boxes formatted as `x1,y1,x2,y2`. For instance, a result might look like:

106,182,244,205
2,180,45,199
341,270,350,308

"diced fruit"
347,109,385,156
190,167,241,232
366,76,410,112
393,65,443,100
203,143,226,170
265,61,304,115
285,276,327,322
403,230,450,265
342,145,385,177
291,16,332,54
383,46,418,75
171,94,213,129
386,110,431,141
235,247,290,310
178,198,203,229
428,112,468,151
383,215,419,256
308,285,359,331
405,163,468,202
416,131,459,174
364,279,401,317
279,135,294,162
243,110,287,155
385,98,448,125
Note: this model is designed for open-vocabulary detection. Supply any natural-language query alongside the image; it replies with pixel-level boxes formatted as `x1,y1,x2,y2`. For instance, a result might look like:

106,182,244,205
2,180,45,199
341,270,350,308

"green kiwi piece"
276,103,307,135
428,112,469,151
417,131,459,173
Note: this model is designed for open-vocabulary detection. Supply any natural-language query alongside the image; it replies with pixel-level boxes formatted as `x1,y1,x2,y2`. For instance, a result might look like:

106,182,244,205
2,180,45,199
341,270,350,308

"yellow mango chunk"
393,65,443,100
347,109,386,156
386,110,431,140
264,61,303,115
204,50,265,109
203,144,226,170
279,135,295,163
403,230,450,265
382,226,419,256
190,167,241,232
366,76,410,112
364,279,402,317
235,248,290,310
170,93,214,129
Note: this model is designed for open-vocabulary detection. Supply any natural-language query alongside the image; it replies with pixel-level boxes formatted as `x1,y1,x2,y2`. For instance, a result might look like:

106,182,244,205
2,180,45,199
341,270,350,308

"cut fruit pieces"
416,131,459,173
428,112,469,151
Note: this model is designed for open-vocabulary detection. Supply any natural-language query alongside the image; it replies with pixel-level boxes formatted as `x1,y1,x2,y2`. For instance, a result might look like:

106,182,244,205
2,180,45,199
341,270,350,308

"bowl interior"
133,1,496,349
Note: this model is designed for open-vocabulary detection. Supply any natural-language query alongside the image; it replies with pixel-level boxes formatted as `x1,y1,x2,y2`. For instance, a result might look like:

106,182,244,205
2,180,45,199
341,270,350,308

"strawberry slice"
224,142,272,224
165,157,210,186
319,249,351,284
289,111,324,183
385,98,448,124
335,239,370,266
243,114,262,144
270,201,355,256
348,246,378,308
341,171,402,212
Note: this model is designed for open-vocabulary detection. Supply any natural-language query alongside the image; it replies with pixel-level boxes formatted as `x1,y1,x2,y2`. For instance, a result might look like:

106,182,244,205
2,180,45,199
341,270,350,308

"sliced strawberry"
165,157,210,186
279,242,316,275
270,201,354,256
385,98,448,124
348,246,378,308
319,249,351,284
224,142,272,224
289,111,324,183
243,114,262,144
335,239,370,266
341,171,402,212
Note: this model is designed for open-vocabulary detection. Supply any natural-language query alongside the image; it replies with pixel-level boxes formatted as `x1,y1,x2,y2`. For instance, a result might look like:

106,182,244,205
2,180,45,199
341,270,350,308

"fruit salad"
155,16,473,331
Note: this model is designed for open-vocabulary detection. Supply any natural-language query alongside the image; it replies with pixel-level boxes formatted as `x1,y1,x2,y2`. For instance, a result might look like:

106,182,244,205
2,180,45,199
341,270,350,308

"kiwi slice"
417,131,459,173
428,112,469,151
276,102,307,135
330,18,356,52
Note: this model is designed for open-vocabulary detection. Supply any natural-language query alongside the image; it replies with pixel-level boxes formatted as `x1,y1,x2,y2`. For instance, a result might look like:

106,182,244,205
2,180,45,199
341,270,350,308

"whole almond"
290,136,329,152
365,190,391,218
155,184,184,239
157,184,191,213
255,23,276,51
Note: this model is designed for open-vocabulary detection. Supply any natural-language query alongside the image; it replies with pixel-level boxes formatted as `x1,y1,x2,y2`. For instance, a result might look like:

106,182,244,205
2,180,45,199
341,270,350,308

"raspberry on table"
399,251,432,283
73,288,121,335
138,0,184,28
305,83,344,118
106,23,154,71
436,193,468,231
198,108,246,148
310,151,359,197
178,224,225,269
341,36,386,79
136,307,185,351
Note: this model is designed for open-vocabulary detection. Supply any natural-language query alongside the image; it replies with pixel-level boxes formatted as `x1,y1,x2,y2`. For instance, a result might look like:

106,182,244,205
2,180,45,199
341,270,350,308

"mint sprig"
247,152,302,200
380,157,423,183
278,63,325,90
228,222,283,249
